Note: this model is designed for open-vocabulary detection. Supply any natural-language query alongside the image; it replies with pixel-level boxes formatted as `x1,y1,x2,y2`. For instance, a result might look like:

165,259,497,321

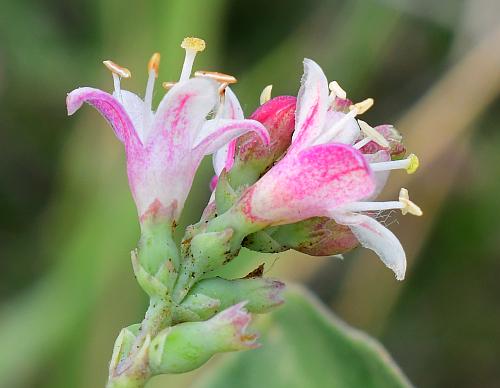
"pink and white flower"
236,59,421,280
66,38,269,223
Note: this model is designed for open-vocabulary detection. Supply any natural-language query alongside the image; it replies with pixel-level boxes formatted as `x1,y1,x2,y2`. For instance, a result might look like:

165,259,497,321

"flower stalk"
66,38,422,387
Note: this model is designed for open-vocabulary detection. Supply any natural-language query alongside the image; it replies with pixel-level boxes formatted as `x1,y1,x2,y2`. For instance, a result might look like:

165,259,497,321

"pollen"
406,153,419,174
358,120,389,148
260,85,273,105
399,188,423,216
103,60,131,78
194,70,237,84
329,81,347,99
148,52,161,78
162,81,176,90
181,37,206,52
350,98,374,115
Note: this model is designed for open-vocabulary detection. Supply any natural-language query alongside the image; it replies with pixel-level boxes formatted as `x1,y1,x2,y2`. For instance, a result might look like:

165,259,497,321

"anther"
194,70,237,84
329,81,347,99
103,60,131,78
349,98,374,114
181,37,206,52
399,188,423,216
260,84,273,105
147,52,161,78
406,153,419,174
162,81,176,90
357,120,390,148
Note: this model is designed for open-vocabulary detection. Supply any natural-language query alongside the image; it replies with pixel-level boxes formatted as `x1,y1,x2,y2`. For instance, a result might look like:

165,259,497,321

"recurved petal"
364,150,391,199
66,87,141,147
113,90,153,143
193,119,269,156
290,58,329,151
241,143,375,225
332,211,407,280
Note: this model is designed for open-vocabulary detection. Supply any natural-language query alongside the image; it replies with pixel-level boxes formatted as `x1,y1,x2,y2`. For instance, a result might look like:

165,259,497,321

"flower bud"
360,124,406,160
228,96,296,187
177,276,285,322
268,217,359,256
149,303,258,374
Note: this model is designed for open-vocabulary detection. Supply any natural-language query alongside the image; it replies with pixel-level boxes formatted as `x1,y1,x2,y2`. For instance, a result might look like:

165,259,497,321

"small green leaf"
194,286,411,388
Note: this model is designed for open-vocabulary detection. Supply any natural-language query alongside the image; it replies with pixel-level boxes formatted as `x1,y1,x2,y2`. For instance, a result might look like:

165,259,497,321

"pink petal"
290,59,329,152
239,143,375,225
150,77,217,148
193,119,270,156
66,87,141,148
331,211,406,280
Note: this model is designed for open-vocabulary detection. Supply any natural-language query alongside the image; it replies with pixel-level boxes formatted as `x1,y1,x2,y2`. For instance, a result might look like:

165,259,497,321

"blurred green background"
1,0,499,387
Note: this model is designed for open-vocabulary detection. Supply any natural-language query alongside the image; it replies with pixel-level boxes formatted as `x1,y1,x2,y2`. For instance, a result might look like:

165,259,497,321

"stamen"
103,60,131,79
179,37,206,82
353,137,372,150
399,188,423,216
370,153,419,174
103,60,131,99
340,188,422,216
147,52,161,78
162,81,176,90
144,53,160,128
260,84,273,105
329,81,347,99
349,98,374,115
358,120,390,148
312,109,357,145
194,70,237,84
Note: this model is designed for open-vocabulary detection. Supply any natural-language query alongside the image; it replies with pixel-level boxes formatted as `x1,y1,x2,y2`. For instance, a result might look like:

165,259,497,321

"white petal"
323,110,361,144
113,90,152,143
224,87,244,119
290,58,329,150
332,211,406,280
364,150,391,199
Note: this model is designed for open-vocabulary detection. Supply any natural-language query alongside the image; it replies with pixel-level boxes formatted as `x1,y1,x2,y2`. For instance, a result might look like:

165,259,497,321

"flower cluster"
67,38,421,388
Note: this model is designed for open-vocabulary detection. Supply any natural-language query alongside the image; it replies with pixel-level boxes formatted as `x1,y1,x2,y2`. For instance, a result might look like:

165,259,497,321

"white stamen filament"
179,37,206,82
179,50,197,82
341,188,422,216
370,154,419,174
353,137,372,149
112,73,121,98
144,69,156,111
312,108,358,145
358,119,390,148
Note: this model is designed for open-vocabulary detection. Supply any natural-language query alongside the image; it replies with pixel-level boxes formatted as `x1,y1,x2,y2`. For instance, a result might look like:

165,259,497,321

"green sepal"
131,250,170,298
174,293,221,322
108,324,140,375
215,170,238,214
178,276,285,321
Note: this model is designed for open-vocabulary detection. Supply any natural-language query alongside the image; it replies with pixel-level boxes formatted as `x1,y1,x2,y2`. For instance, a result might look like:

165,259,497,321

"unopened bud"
149,303,258,374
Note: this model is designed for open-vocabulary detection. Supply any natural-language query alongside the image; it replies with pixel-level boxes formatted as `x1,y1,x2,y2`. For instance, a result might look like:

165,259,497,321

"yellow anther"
350,98,374,115
103,60,131,78
260,84,273,105
162,81,176,90
358,119,389,148
406,153,419,174
148,52,161,78
399,188,423,216
181,37,206,52
329,81,347,99
194,70,237,84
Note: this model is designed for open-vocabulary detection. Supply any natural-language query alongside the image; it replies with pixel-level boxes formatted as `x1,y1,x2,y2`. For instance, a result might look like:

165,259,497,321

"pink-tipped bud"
149,303,258,374
360,124,406,160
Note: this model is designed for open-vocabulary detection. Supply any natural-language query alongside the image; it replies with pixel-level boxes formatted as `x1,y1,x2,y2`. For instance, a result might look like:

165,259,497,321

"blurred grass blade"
193,286,412,388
